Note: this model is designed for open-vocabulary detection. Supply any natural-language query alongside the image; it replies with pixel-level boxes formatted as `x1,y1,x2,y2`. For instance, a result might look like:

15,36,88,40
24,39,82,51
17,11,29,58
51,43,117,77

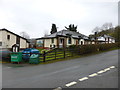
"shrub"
69,45,79,49
68,43,118,55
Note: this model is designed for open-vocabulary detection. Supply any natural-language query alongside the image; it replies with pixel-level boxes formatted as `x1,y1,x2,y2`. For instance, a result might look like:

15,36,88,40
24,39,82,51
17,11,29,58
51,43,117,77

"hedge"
69,43,119,55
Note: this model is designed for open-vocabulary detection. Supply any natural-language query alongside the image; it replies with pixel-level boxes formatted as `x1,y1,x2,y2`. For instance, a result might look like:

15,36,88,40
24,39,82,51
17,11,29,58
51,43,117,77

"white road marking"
89,73,98,77
97,70,105,74
110,66,115,69
79,77,88,81
58,66,115,88
65,81,77,87
104,68,110,72
53,87,62,90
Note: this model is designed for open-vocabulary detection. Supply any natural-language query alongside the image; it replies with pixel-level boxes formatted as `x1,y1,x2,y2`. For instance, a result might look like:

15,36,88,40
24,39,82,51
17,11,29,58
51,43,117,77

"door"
16,36,20,46
81,41,83,45
59,38,64,48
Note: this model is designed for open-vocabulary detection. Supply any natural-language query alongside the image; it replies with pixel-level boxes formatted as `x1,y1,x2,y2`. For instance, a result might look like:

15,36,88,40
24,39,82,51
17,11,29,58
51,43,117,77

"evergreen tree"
50,24,57,34
65,24,77,32
112,26,120,42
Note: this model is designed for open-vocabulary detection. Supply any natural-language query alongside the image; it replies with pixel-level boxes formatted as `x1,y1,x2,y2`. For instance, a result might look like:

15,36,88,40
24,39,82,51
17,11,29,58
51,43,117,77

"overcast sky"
0,0,119,38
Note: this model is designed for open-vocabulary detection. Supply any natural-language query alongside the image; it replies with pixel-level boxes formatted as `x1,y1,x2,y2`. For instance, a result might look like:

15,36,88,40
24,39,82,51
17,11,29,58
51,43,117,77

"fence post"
43,51,46,62
71,49,74,57
55,49,56,60
64,49,66,58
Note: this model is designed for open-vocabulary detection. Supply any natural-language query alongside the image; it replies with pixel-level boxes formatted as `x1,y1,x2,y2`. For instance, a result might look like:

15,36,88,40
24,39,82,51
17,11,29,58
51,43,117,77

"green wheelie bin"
29,54,40,64
11,52,22,63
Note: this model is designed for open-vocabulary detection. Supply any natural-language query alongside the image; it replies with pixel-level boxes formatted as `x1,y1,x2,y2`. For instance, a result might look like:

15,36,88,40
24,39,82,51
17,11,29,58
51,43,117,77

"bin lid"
22,48,40,54
30,54,39,58
11,52,22,54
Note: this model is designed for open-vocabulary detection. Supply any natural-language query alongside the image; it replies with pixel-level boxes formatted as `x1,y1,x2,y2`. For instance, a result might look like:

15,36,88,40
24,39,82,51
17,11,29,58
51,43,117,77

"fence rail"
39,48,73,62
23,48,74,62
23,43,119,62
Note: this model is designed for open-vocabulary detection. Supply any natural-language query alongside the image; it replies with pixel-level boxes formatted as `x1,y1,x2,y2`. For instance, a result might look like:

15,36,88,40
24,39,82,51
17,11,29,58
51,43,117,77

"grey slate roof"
103,35,114,38
97,35,115,39
37,30,89,40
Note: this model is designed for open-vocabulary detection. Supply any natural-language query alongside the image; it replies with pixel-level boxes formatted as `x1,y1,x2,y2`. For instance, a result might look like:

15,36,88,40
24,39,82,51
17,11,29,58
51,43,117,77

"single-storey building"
27,38,36,48
36,30,94,49
0,28,30,50
97,35,115,44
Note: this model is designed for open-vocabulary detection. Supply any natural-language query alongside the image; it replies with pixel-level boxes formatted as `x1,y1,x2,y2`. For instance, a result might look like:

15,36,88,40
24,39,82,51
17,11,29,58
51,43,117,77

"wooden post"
57,37,59,48
43,51,46,62
55,49,56,60
105,38,106,44
71,49,73,57
64,49,66,58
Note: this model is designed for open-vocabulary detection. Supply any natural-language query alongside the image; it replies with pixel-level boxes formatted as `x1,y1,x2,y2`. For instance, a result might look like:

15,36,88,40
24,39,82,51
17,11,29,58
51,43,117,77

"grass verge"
1,47,119,64
39,47,119,65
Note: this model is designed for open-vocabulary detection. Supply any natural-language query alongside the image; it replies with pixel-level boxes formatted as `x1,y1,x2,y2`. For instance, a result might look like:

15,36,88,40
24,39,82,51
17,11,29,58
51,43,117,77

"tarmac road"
2,49,119,89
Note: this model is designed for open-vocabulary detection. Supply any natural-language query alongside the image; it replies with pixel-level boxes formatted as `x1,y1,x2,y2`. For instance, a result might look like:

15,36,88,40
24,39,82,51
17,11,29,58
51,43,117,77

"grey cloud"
0,0,118,38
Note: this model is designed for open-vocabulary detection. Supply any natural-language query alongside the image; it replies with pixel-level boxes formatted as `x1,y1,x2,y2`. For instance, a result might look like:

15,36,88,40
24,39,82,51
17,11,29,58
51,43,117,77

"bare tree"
65,24,77,32
101,22,113,30
108,23,113,29
44,30,49,37
101,23,109,30
20,32,30,39
92,26,100,33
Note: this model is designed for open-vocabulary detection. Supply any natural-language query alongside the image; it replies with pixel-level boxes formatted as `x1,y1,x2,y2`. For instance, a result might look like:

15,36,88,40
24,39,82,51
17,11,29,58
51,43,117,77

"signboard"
11,56,18,58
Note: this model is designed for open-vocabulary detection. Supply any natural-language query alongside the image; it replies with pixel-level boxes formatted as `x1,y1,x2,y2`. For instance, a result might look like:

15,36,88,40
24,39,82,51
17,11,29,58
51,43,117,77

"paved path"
2,50,118,88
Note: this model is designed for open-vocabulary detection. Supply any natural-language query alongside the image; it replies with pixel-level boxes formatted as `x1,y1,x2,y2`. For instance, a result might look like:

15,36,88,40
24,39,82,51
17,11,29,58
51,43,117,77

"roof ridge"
0,28,29,42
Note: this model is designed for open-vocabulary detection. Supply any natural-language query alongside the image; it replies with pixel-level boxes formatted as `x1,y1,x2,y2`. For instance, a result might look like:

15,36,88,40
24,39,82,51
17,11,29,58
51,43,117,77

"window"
68,37,71,44
51,38,54,43
78,39,80,44
37,40,43,47
0,42,2,46
60,39,63,44
7,35,10,40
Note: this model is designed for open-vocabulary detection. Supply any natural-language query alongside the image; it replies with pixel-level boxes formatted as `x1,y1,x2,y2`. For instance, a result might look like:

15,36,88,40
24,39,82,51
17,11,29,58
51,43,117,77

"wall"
51,38,57,46
36,38,57,48
71,38,75,45
26,42,29,48
66,38,85,46
44,38,57,48
0,31,2,41
20,38,27,48
98,37,105,41
109,38,115,43
92,41,95,44
1,31,16,48
0,30,29,49
79,39,85,45
44,39,51,48
97,37,115,44
0,31,2,48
